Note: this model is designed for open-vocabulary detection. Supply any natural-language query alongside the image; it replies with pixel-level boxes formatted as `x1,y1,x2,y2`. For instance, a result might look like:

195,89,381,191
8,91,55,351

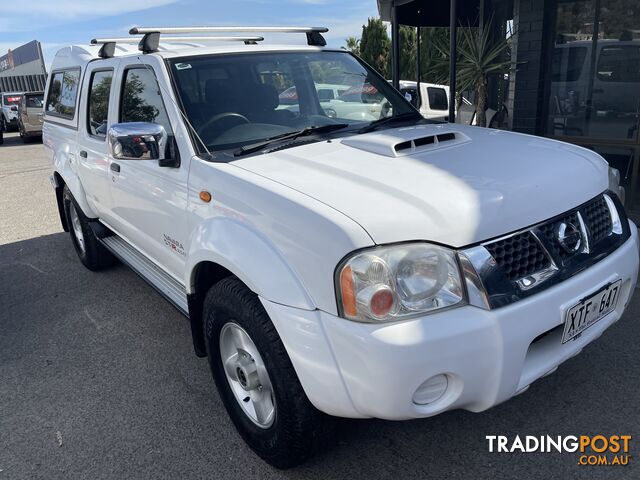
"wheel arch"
185,218,316,357
187,260,235,357
52,171,69,232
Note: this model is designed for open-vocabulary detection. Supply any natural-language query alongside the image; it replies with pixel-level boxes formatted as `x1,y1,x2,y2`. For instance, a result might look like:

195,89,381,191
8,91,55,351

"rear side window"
46,69,80,119
427,87,448,111
87,70,113,137
120,67,172,134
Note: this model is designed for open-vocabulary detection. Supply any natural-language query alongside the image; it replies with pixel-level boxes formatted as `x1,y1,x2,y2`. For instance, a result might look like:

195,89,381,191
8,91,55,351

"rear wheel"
62,186,116,271
204,277,329,468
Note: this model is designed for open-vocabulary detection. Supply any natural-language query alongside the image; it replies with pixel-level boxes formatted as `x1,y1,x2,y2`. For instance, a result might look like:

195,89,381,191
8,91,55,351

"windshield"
169,51,416,154
3,94,21,105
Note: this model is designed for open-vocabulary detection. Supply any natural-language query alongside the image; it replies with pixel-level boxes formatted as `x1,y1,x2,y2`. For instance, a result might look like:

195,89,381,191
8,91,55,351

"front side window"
88,70,113,137
120,67,172,134
400,87,419,108
46,69,80,119
169,51,415,154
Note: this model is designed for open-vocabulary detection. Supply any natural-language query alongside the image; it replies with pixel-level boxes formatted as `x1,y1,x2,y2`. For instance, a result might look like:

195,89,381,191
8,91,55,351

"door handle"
110,163,121,173
79,150,87,158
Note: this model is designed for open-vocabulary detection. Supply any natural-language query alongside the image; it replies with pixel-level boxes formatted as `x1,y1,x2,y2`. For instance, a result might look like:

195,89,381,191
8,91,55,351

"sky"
0,0,380,69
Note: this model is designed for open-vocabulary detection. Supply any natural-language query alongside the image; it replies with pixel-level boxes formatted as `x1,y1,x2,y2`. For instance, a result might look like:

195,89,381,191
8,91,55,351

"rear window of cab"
46,69,81,119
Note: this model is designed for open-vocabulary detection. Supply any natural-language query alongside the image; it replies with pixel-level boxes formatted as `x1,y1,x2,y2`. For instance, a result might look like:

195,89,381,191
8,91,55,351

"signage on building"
0,40,44,73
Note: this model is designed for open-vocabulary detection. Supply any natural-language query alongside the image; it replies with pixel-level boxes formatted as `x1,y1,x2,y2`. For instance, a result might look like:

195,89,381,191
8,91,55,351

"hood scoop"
342,129,470,158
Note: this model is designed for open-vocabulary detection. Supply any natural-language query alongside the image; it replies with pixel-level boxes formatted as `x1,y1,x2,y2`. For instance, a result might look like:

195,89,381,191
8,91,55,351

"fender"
186,217,315,311
50,147,97,219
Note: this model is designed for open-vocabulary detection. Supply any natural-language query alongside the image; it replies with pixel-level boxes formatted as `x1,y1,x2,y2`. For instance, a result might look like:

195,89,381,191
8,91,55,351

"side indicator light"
199,191,212,203
340,266,357,317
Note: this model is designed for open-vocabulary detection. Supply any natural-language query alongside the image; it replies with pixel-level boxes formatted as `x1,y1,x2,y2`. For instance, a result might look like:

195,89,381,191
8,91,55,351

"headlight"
608,167,625,205
337,243,466,323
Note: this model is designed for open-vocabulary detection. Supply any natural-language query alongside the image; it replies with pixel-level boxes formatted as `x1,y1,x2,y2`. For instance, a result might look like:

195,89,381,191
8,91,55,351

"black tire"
62,185,116,271
204,277,330,468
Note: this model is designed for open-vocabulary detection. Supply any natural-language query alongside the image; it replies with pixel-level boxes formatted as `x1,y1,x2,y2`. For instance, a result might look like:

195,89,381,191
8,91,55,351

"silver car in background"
18,92,44,142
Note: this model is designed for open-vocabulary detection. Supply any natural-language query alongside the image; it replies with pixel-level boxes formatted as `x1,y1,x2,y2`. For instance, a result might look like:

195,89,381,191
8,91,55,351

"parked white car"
279,83,387,121
1,92,23,132
397,80,450,121
44,26,639,469
397,80,507,127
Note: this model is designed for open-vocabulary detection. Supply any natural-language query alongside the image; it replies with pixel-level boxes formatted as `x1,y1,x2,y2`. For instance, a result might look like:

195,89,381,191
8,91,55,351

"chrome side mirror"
108,122,167,161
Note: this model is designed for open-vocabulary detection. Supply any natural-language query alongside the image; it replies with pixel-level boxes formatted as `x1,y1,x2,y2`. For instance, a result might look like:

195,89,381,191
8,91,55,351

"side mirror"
108,122,178,167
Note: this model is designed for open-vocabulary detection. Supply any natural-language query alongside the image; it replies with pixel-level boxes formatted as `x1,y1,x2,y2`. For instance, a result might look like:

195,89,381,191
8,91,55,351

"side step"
100,235,189,315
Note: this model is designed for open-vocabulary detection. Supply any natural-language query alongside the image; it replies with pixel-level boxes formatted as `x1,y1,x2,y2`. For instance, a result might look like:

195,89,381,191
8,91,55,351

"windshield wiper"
234,123,350,157
358,112,424,134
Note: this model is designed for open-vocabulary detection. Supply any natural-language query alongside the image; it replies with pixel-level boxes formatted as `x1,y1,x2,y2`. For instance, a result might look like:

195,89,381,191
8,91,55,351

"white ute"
44,26,639,468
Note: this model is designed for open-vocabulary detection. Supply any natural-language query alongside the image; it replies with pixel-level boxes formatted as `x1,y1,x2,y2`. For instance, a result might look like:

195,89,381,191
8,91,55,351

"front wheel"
204,277,330,468
62,186,116,271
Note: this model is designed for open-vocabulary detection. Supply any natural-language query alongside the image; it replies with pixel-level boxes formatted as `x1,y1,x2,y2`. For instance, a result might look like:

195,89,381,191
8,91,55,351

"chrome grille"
583,196,612,244
484,232,550,281
463,192,630,309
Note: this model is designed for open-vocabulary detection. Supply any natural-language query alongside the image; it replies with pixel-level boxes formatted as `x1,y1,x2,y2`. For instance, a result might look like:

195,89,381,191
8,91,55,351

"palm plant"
345,36,361,56
432,19,514,127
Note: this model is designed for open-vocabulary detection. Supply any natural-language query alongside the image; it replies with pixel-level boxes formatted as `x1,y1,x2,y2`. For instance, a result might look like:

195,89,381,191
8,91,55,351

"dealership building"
0,40,48,94
379,0,640,217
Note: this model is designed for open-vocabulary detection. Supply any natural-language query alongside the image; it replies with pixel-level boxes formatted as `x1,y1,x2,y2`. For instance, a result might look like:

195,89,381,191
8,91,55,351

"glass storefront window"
548,0,640,142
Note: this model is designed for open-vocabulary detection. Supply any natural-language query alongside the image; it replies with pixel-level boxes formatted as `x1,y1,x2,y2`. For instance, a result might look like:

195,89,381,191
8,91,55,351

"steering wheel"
197,112,250,138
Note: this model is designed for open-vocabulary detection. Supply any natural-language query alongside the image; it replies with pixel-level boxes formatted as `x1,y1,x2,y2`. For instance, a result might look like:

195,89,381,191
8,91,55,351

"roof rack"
90,35,266,58
128,26,329,53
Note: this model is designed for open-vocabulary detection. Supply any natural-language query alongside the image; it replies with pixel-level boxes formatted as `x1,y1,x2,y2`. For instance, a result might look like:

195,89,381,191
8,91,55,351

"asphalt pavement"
1,131,639,479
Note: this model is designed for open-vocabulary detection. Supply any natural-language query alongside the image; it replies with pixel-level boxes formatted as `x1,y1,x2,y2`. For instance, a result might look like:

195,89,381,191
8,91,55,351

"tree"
345,36,360,56
417,27,449,83
121,72,159,123
360,18,390,78
431,20,514,127
399,26,417,80
89,75,112,128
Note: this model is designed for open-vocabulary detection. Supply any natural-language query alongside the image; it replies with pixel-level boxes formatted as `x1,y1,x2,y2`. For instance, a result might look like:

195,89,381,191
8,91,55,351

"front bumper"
261,222,639,420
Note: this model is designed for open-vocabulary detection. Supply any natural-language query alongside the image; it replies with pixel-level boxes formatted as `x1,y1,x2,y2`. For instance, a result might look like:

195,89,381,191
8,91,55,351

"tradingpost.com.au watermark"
486,435,633,466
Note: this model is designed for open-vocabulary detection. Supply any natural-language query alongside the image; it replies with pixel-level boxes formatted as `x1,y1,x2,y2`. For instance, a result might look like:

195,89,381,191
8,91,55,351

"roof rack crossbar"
129,26,328,47
91,36,265,44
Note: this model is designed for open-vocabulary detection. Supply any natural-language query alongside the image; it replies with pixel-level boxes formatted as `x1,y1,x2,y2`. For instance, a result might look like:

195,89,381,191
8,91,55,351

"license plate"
561,280,622,344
